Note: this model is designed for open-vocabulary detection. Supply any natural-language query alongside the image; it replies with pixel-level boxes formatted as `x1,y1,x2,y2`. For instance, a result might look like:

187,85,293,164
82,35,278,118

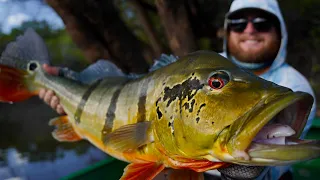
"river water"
0,97,108,180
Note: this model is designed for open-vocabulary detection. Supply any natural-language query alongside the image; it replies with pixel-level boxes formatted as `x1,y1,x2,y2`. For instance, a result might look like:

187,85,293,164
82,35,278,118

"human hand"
38,64,65,115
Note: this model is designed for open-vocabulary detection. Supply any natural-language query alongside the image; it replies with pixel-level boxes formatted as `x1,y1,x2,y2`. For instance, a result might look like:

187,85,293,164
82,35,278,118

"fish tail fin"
0,63,40,102
49,116,83,142
0,28,51,69
0,28,51,103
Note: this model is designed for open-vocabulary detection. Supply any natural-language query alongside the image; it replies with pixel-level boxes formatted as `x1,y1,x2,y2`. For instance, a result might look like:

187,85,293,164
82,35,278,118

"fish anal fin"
49,116,82,142
104,121,153,152
168,156,227,172
120,162,165,180
166,169,204,180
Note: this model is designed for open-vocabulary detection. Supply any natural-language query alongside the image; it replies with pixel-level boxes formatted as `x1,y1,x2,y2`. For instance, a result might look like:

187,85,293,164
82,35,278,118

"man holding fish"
37,0,316,179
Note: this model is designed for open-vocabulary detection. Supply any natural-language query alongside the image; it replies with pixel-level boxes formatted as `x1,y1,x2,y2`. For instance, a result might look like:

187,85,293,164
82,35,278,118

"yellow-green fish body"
0,51,319,180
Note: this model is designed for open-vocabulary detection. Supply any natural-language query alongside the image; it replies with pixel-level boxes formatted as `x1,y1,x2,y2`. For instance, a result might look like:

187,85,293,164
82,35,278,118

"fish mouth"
226,91,319,166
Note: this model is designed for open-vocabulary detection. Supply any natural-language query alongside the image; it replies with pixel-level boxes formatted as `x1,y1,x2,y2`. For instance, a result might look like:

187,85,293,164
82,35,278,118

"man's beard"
227,36,281,64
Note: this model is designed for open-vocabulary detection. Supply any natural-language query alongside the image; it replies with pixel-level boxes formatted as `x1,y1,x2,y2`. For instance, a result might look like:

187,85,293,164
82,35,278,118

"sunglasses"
227,17,274,33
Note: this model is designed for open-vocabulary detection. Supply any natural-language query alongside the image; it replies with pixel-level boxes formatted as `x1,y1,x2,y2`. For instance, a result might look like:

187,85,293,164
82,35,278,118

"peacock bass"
0,49,319,179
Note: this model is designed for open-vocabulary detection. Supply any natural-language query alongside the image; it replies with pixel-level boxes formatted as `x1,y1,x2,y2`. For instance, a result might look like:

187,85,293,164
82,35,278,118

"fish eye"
208,71,230,90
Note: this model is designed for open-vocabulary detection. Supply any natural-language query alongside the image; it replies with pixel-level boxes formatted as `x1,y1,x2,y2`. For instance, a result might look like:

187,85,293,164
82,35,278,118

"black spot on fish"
163,82,166,85
156,98,161,107
197,103,206,116
192,72,195,76
163,77,204,108
182,99,196,113
157,107,163,119
189,99,195,113
175,109,178,112
168,122,172,127
212,122,214,125
196,117,200,123
170,116,173,119
183,102,189,110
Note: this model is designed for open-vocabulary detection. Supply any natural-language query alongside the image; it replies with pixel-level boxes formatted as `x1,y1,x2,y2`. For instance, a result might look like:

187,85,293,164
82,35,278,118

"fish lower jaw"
229,124,302,162
231,150,250,161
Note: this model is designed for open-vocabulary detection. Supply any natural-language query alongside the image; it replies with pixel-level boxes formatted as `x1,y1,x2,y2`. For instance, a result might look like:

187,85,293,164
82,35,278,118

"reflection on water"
0,147,106,180
0,97,108,180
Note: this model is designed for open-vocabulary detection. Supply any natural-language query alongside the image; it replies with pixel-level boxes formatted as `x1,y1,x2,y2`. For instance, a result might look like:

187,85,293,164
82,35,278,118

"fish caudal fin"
0,28,51,70
0,64,37,102
120,162,165,180
49,116,82,142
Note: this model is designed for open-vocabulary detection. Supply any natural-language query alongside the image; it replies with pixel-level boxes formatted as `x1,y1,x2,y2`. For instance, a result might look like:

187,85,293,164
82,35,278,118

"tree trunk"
155,0,197,56
46,0,150,73
128,0,164,57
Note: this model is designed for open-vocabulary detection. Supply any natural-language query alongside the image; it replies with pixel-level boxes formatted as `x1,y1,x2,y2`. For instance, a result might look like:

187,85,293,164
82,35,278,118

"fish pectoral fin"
120,162,165,180
104,121,154,152
166,169,204,180
49,116,82,142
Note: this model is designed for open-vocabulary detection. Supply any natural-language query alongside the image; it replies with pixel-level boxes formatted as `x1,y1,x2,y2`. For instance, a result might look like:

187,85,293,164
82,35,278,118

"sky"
0,0,64,34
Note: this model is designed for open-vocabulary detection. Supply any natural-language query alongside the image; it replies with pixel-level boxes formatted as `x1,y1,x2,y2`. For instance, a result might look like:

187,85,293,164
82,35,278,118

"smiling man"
226,10,281,67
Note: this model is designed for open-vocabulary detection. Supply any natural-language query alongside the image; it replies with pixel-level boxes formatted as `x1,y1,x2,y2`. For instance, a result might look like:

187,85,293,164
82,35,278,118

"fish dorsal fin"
77,60,145,84
120,162,165,180
104,121,153,152
88,60,126,77
149,54,178,72
49,116,82,142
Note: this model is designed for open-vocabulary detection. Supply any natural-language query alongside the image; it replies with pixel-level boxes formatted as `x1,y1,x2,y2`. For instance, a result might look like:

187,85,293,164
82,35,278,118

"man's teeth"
243,40,259,44
253,124,296,144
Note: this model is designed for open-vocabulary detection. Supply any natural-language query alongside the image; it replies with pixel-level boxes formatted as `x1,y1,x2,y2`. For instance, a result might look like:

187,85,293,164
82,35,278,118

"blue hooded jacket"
60,0,316,179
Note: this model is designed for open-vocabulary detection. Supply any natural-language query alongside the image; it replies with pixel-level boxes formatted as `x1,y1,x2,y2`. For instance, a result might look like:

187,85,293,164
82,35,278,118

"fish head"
153,51,316,166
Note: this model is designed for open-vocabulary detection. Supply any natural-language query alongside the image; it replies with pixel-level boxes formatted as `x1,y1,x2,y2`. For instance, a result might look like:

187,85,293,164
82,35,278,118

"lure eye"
29,62,38,71
208,71,230,90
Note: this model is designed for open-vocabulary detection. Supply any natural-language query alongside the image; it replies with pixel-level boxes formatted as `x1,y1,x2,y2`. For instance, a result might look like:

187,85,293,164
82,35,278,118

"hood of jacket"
222,0,288,73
